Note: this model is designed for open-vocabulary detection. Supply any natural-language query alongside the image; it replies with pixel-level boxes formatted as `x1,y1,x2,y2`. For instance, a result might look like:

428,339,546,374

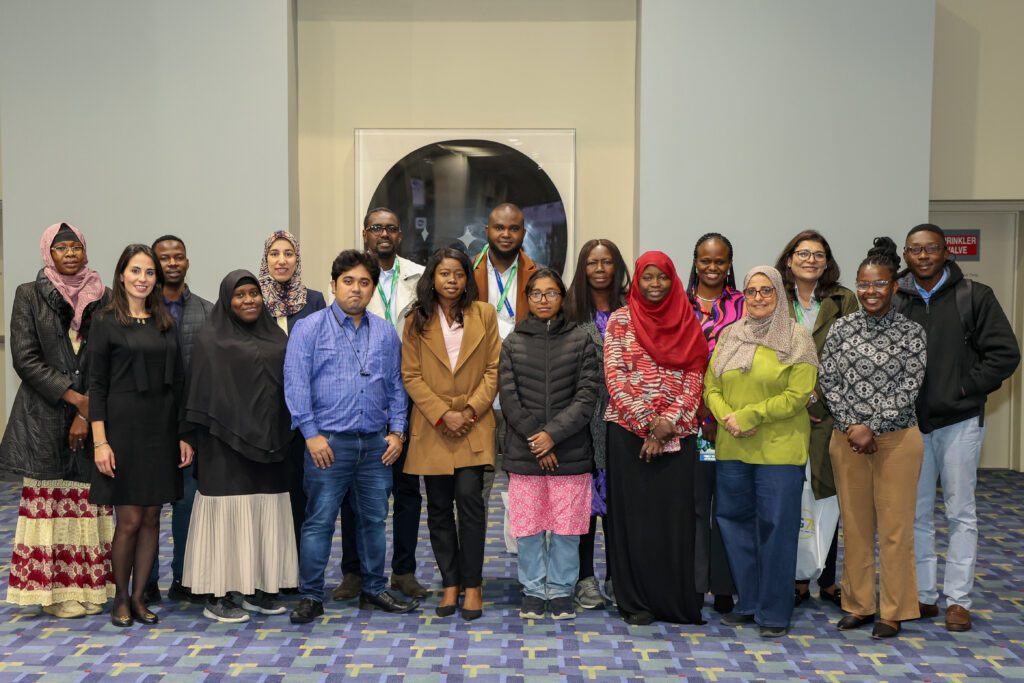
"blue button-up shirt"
915,267,950,305
284,302,407,439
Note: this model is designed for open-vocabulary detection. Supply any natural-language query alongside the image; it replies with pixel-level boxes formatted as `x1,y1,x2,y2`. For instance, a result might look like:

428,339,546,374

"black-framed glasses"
528,291,562,303
855,280,891,291
367,224,401,235
904,244,943,255
793,249,827,262
743,286,776,299
51,245,84,255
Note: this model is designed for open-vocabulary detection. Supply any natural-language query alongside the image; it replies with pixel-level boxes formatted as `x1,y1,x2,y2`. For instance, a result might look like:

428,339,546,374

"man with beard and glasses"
472,203,540,522
332,209,428,603
144,235,212,605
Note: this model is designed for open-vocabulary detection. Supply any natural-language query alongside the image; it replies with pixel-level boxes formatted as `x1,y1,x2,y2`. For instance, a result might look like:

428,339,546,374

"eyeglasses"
793,249,827,262
855,280,891,291
367,224,401,235
51,245,84,255
528,291,562,303
904,244,943,255
743,286,776,299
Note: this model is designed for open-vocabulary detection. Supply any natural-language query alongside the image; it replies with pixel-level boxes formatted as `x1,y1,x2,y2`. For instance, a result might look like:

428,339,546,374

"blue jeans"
149,462,197,584
915,417,985,609
716,460,803,629
517,532,580,600
298,432,392,603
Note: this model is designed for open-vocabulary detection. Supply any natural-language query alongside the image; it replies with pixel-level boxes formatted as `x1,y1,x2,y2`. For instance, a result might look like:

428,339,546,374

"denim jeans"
517,532,580,600
915,417,985,609
716,460,804,629
298,431,392,603
149,461,197,585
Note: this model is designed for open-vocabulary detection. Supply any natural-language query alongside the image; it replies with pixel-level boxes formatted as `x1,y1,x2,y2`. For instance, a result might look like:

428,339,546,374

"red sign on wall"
945,229,980,262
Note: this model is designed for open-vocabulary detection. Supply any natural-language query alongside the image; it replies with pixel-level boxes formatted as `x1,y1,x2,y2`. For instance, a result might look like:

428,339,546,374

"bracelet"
93,441,109,450
76,412,88,422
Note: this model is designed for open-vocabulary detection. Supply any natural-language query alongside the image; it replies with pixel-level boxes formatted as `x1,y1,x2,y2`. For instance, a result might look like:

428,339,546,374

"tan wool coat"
402,301,500,475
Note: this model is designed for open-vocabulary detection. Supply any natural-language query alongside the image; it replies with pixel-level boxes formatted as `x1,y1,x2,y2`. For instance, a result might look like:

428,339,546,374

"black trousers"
424,466,486,588
340,438,421,575
288,438,307,562
694,458,736,595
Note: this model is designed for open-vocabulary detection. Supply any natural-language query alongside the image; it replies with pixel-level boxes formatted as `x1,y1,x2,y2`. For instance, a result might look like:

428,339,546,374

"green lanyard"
793,298,819,327
473,245,517,318
376,259,400,325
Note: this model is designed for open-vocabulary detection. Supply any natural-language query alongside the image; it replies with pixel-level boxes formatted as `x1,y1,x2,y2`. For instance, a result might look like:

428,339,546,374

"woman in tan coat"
402,247,500,621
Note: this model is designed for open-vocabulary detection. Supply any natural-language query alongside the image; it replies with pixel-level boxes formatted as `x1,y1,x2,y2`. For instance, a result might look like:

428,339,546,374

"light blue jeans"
914,417,985,609
517,532,580,600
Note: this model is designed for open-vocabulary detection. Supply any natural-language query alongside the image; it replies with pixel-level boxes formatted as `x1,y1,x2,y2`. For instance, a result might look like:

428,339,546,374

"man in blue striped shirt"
284,250,418,623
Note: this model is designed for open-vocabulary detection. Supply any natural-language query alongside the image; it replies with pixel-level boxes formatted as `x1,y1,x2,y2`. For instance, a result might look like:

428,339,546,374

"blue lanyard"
493,262,517,318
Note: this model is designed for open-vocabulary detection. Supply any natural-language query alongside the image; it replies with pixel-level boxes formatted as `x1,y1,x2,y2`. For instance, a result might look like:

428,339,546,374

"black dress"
87,313,183,506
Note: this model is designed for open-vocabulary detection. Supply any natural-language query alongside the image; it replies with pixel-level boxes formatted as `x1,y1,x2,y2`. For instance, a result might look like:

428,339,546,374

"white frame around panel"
354,128,576,277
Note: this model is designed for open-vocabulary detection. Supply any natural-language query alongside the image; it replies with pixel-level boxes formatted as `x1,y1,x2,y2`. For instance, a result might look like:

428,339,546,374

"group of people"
2,207,1018,640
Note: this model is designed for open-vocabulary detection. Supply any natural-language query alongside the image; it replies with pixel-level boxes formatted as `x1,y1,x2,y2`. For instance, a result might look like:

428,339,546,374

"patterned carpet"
0,470,1022,682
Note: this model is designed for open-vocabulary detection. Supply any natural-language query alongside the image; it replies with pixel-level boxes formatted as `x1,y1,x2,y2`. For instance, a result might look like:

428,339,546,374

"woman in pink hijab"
0,223,113,619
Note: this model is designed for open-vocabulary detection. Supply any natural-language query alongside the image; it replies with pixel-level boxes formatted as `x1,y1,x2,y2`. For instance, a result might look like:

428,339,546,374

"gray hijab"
712,265,819,376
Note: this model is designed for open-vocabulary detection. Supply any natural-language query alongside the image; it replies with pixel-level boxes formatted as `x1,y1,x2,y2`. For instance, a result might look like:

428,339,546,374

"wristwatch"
389,431,407,443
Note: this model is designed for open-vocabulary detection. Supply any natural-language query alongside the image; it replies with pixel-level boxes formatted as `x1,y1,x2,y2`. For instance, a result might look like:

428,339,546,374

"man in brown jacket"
472,203,539,519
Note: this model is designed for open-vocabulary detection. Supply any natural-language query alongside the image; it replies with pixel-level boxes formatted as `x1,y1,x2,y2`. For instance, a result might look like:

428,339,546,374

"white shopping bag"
500,491,518,555
795,464,839,581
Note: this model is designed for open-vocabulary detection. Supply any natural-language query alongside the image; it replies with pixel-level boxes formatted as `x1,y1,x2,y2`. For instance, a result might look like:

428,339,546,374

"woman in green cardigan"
705,266,818,638
774,230,858,607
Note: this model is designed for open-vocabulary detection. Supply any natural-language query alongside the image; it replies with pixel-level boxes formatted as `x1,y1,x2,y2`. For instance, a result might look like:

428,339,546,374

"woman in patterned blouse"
819,237,927,639
687,233,743,615
604,251,709,626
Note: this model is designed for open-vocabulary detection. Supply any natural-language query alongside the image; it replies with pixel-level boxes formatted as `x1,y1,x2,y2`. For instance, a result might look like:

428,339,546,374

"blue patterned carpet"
1,470,1023,682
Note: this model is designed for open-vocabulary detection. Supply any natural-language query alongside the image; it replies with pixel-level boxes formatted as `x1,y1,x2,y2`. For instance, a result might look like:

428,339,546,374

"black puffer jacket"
499,314,599,476
0,271,110,480
177,286,213,372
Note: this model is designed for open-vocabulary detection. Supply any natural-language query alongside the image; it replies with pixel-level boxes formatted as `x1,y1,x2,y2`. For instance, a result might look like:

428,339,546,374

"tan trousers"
830,426,923,621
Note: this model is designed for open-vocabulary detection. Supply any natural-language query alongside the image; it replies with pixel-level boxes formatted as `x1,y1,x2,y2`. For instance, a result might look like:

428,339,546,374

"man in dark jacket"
896,224,1019,633
144,235,214,604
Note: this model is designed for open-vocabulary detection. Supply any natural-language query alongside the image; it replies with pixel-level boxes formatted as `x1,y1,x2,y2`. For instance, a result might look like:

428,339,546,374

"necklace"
694,292,721,303
129,314,149,325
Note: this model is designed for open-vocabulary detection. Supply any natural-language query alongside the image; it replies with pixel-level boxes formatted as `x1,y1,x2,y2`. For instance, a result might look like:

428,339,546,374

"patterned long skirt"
7,478,115,606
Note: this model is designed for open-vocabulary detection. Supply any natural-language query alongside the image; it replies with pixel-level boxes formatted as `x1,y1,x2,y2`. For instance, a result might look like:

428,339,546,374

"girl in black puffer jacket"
499,269,599,620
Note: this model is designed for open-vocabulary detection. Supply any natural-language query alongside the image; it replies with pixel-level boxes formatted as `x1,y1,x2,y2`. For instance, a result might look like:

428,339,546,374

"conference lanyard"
376,259,400,325
793,298,819,328
474,244,517,318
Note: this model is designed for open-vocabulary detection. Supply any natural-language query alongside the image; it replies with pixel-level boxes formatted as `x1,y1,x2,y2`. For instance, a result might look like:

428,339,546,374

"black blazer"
286,289,326,332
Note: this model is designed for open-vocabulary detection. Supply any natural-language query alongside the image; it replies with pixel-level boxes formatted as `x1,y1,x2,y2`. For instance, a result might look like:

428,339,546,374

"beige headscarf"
712,265,818,376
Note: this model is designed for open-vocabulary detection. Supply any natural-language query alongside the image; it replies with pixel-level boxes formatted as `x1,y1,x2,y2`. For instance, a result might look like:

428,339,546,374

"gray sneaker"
203,597,250,623
604,578,616,607
574,576,605,610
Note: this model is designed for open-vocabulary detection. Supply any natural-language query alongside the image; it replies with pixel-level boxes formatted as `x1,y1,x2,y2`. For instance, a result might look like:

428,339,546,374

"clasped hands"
846,423,877,454
720,413,758,439
439,406,477,439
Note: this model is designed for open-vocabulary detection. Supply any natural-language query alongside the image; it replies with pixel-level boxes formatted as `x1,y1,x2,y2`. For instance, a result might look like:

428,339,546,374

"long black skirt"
606,422,705,624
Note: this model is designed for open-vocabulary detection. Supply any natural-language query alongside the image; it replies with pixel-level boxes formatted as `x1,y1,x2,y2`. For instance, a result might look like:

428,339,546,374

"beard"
487,239,520,260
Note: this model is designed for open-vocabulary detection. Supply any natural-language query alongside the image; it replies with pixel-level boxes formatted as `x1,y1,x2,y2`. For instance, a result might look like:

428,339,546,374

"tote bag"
795,462,840,580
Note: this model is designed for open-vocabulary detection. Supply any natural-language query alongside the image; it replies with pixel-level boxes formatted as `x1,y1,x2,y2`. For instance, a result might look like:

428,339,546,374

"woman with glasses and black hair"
563,239,631,610
819,238,926,639
774,230,857,608
499,268,599,621
704,266,818,637
88,244,193,627
402,247,500,621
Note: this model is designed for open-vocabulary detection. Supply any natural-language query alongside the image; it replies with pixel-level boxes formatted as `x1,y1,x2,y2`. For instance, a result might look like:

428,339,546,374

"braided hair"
859,236,901,279
686,232,737,294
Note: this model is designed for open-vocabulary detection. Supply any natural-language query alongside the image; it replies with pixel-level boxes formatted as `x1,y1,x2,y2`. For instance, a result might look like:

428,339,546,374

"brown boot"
945,605,971,632
390,573,428,599
331,573,362,601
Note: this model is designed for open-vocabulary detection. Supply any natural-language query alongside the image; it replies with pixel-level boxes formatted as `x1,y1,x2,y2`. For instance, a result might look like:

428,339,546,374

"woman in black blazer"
258,230,326,565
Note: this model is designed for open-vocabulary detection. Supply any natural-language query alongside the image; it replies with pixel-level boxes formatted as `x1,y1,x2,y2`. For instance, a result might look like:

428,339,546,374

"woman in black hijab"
181,270,298,623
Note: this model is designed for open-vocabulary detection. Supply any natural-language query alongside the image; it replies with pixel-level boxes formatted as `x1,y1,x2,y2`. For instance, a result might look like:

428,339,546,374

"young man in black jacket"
896,224,1019,632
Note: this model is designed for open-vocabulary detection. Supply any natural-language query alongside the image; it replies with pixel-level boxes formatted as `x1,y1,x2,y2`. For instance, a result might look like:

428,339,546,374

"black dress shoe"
461,606,483,621
794,588,811,607
871,621,901,639
837,614,875,630
435,603,458,617
167,580,202,604
713,594,735,614
130,605,159,625
110,603,133,628
359,591,419,614
142,581,162,605
289,598,324,624
721,611,756,626
623,611,655,626
819,587,842,607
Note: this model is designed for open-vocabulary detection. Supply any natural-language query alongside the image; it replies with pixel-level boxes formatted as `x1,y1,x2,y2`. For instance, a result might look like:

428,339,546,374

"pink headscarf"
40,223,105,335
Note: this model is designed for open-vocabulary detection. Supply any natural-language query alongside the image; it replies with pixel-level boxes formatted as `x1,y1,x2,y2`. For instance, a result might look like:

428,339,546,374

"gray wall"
0,0,295,411
636,0,936,283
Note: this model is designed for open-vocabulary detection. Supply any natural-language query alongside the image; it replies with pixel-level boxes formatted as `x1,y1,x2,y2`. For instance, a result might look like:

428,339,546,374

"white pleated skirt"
182,491,298,597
